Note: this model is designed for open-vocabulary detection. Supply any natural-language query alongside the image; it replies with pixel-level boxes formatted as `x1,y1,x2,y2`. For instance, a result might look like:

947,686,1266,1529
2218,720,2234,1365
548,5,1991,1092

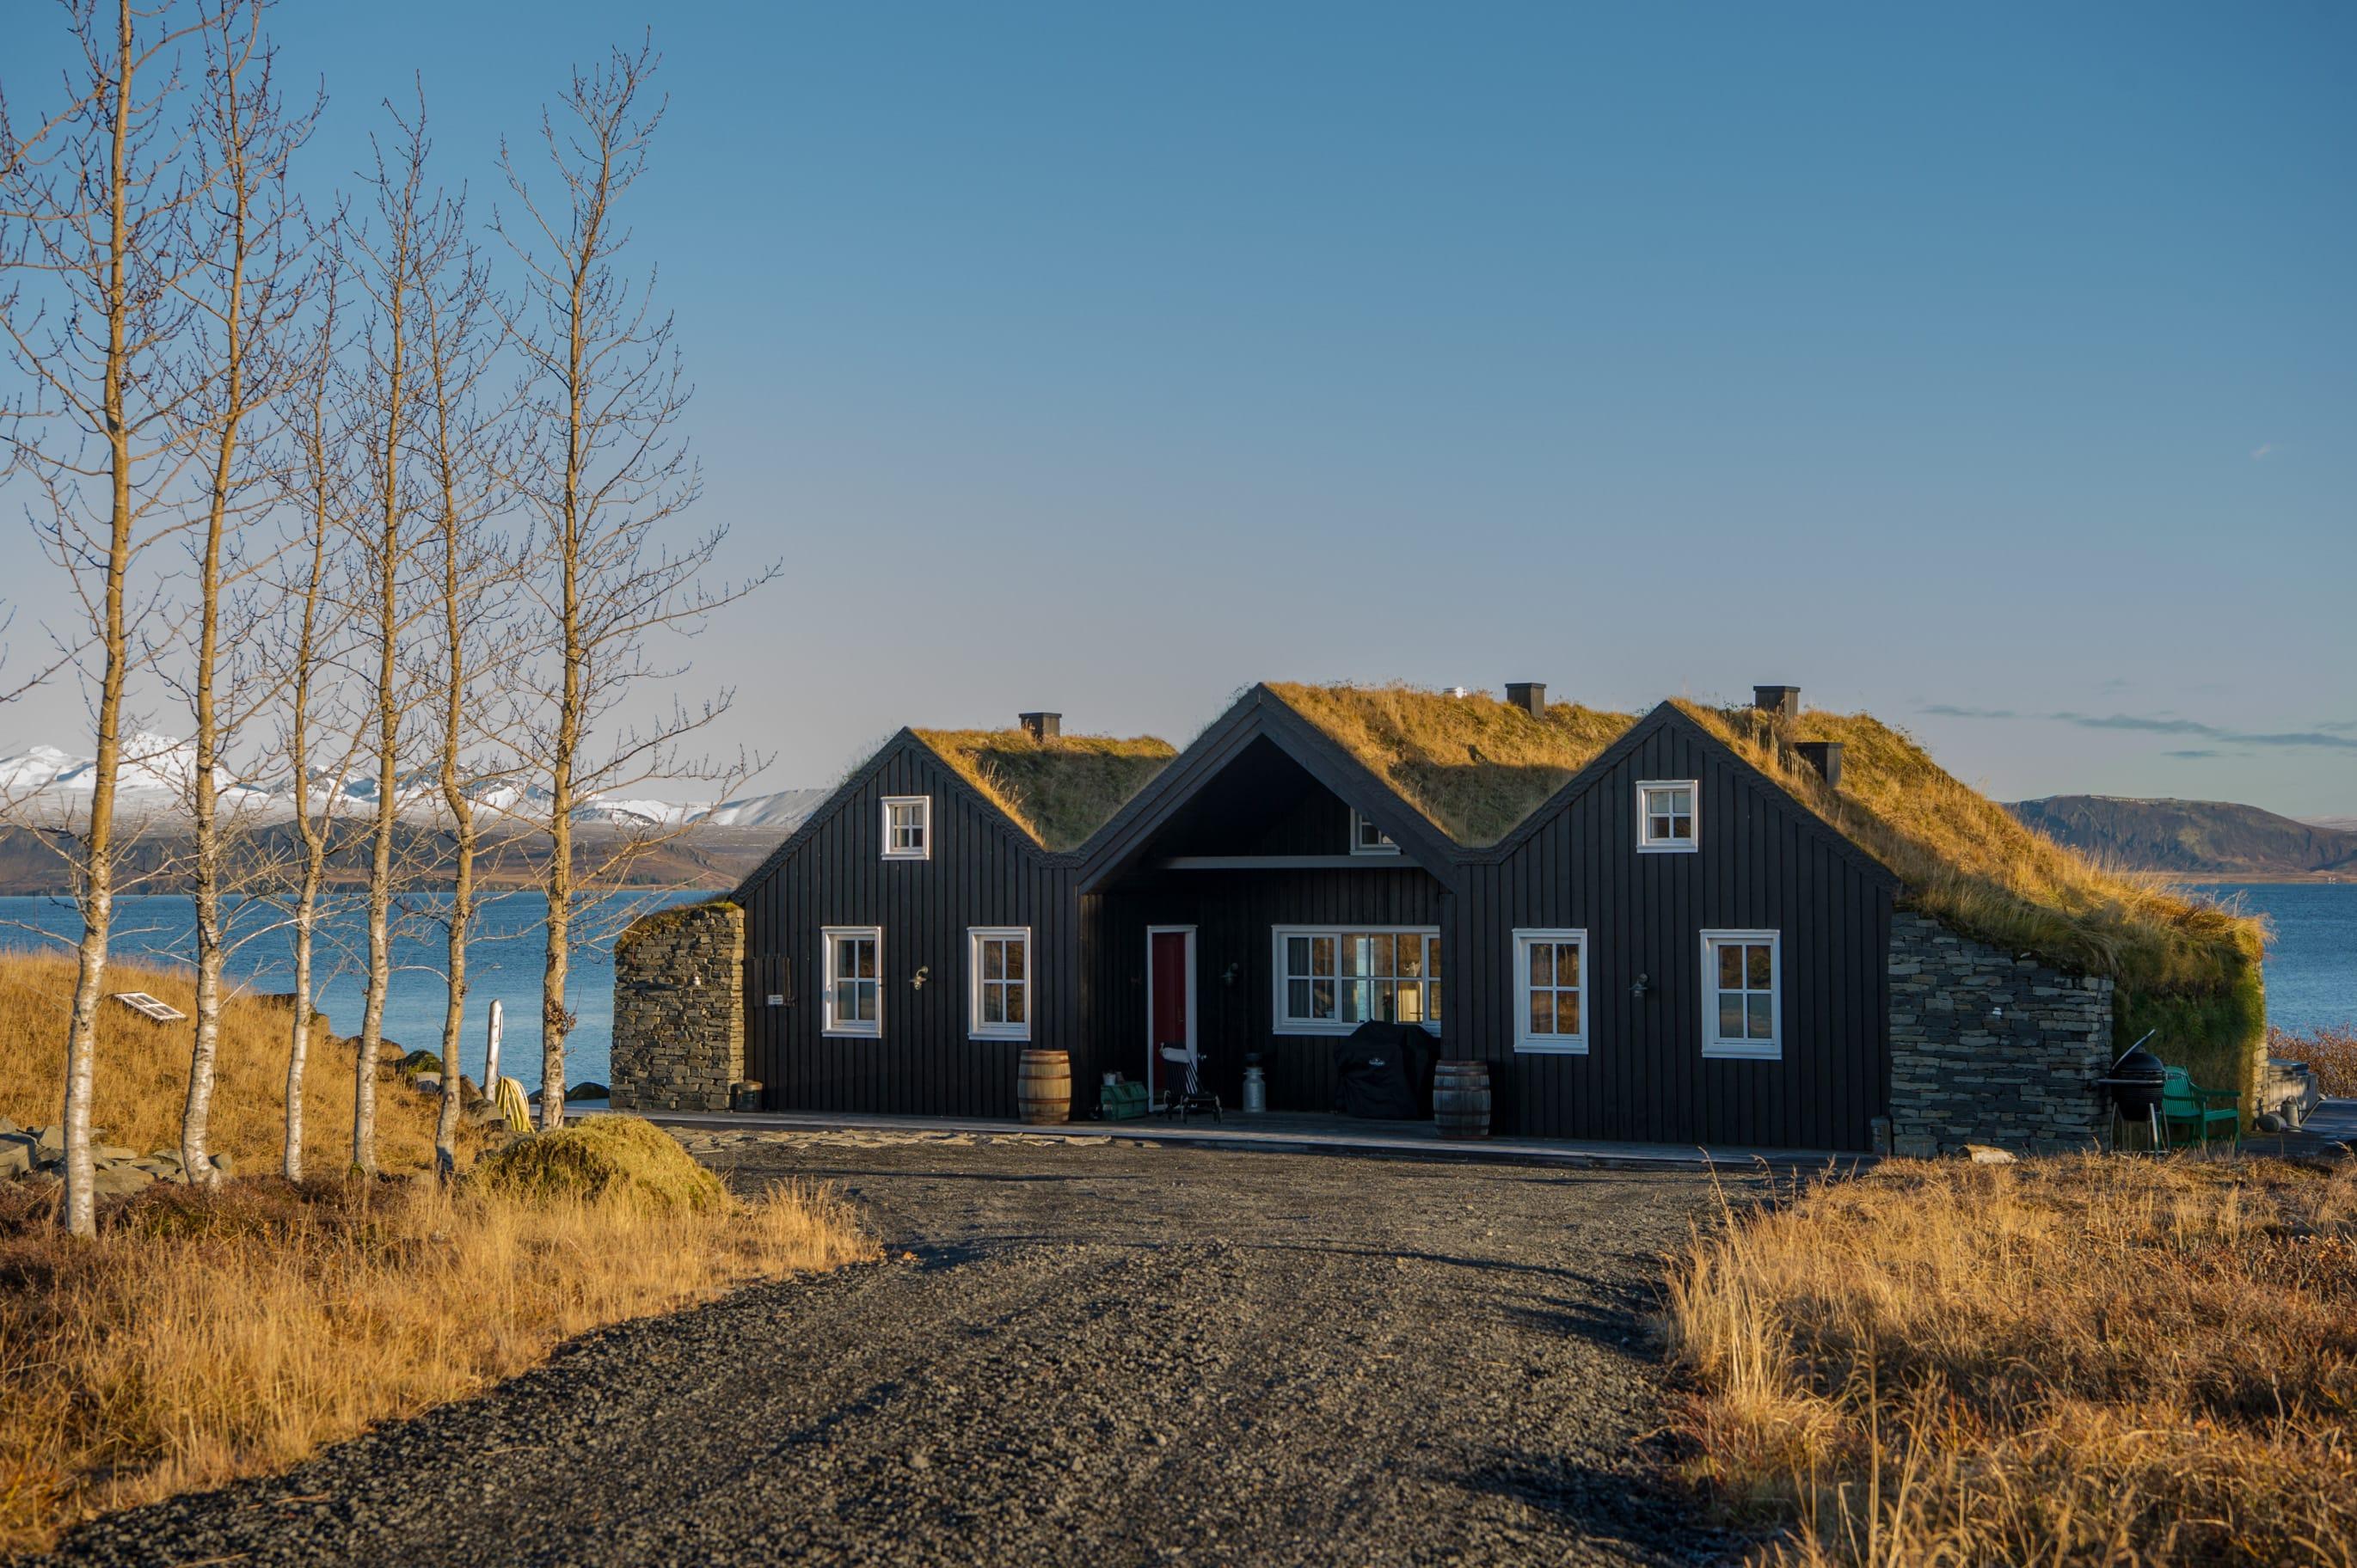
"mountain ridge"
2006,794,2357,879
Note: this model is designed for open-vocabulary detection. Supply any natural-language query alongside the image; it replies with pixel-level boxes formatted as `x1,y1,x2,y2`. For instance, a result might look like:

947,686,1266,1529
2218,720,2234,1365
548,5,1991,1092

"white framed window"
1513,928,1587,1054
1273,927,1440,1034
1349,808,1401,855
881,796,931,861
821,926,882,1037
1637,781,1698,853
968,927,1031,1041
1701,929,1780,1059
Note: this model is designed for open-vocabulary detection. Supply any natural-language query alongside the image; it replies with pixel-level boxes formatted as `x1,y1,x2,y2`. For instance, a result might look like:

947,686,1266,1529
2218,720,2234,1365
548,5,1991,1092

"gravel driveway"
35,1131,1746,1567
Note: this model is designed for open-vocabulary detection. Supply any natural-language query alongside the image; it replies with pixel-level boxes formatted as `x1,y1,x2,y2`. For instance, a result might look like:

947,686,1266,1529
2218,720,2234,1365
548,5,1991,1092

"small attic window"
1349,808,1400,856
882,796,930,860
1637,781,1697,853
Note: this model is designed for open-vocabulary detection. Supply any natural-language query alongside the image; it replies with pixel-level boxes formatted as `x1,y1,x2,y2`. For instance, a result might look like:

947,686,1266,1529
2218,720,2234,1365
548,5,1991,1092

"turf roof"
1261,683,2262,996
911,729,1177,853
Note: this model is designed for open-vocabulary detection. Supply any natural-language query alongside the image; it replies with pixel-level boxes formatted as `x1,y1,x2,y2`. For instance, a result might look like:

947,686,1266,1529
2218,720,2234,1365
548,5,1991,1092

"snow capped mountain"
0,735,824,836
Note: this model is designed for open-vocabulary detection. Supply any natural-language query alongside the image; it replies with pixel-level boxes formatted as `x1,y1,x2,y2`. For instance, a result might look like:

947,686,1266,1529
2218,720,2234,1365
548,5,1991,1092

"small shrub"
471,1115,727,1210
2270,1021,2357,1098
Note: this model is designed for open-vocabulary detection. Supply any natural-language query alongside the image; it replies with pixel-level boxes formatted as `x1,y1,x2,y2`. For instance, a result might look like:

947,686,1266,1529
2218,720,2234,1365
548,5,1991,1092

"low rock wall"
610,901,746,1113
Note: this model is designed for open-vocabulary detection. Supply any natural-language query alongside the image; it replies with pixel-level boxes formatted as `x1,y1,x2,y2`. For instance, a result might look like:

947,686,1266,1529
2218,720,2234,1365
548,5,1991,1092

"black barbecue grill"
2095,1032,2169,1148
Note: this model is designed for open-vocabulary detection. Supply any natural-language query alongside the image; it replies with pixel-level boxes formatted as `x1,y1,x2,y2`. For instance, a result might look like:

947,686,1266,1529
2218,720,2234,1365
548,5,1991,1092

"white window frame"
881,796,931,861
1348,807,1401,856
1271,925,1441,1036
820,926,884,1038
1513,928,1588,1055
967,927,1032,1042
1701,928,1781,1060
1636,780,1699,854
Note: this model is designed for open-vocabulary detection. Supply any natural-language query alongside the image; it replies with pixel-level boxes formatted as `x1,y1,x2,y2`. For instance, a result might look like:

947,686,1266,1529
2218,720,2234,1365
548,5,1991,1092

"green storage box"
1099,1080,1149,1120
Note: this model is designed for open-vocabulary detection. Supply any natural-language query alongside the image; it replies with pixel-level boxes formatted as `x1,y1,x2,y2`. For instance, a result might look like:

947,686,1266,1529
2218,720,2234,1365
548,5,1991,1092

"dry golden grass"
1666,1155,2357,1566
2271,1023,2357,1099
911,727,1176,850
0,951,456,1173
0,1167,875,1555
1263,681,1638,846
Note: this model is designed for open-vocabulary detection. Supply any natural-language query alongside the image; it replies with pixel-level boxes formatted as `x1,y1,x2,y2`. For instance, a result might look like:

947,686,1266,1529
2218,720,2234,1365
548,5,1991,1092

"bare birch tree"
270,220,363,1180
173,0,316,1187
412,215,519,1176
343,92,454,1173
497,40,771,1129
0,0,216,1234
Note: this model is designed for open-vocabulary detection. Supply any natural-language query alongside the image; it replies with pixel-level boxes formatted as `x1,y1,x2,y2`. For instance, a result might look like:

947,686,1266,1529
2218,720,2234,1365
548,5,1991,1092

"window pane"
1747,994,1774,1039
1288,936,1309,976
1747,944,1773,989
1340,938,1363,977
1718,943,1742,989
1428,981,1442,1021
1428,938,1441,979
833,941,854,979
1395,982,1422,1023
1673,813,1692,838
1529,992,1553,1035
983,986,1004,1025
853,981,876,1023
1718,993,1744,1039
1288,979,1310,1018
1397,938,1423,977
1369,934,1394,977
1528,943,1551,988
1312,938,1334,977
1005,940,1025,982
1006,984,1025,1024
1555,943,1580,988
982,940,1004,981
857,940,876,980
1556,991,1581,1037
1311,979,1335,1018
1669,788,1691,814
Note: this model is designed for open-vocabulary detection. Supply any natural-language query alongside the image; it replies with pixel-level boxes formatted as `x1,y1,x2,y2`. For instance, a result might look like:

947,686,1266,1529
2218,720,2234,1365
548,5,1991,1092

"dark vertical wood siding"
1460,723,1892,1150
736,742,1087,1118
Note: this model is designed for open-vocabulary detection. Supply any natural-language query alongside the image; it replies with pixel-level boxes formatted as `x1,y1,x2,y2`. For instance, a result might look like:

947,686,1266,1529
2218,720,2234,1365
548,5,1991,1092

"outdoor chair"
2159,1067,2239,1152
1156,1040,1221,1123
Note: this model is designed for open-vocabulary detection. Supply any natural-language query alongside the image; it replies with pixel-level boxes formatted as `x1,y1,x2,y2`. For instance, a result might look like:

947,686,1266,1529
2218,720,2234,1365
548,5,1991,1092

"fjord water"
2210,882,2357,1034
0,891,699,1092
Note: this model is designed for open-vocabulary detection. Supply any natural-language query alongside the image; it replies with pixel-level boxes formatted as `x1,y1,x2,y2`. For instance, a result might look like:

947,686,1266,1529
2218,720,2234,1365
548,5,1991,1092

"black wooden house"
727,682,1906,1150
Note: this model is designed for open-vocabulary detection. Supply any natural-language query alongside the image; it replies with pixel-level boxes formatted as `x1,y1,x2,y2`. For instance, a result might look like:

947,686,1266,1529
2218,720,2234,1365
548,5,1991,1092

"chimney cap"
1017,711,1062,742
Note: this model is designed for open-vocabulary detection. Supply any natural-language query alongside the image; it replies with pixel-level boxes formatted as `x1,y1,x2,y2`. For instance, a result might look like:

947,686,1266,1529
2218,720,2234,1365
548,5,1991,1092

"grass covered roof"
1262,683,2262,999
911,728,1177,853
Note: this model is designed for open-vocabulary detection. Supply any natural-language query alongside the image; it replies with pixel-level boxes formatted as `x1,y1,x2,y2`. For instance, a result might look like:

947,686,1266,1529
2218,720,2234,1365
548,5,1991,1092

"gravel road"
36,1131,1746,1567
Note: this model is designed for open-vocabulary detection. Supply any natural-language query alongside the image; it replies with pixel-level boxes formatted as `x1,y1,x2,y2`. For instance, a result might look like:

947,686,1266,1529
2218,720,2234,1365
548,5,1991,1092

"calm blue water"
0,891,699,1091
2201,883,2357,1034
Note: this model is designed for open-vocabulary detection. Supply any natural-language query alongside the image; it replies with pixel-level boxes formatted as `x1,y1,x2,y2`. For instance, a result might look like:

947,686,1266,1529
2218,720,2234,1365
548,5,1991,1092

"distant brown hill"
2005,796,2357,879
0,823,783,897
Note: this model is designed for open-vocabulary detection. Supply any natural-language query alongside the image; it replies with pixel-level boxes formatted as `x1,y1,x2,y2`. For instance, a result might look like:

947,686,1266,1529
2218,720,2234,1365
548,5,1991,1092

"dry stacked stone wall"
610,900,746,1113
1887,911,2115,1156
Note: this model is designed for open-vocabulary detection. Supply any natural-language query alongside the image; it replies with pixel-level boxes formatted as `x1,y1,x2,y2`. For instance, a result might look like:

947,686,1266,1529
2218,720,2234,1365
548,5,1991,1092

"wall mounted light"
1631,971,1652,999
1222,962,1241,987
912,965,930,991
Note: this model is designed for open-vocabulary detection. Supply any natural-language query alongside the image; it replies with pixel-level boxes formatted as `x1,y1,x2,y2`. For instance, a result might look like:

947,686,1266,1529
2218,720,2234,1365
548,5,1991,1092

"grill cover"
1332,1021,1431,1119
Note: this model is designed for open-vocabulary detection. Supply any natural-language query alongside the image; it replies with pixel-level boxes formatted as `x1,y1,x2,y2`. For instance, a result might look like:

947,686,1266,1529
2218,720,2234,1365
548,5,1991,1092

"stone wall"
610,900,746,1113
1887,911,2115,1157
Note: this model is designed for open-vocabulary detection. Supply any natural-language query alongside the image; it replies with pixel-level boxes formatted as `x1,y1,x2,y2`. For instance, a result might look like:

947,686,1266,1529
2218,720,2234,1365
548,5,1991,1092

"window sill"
969,1031,1032,1044
1513,1039,1588,1056
822,1028,882,1040
1636,842,1697,854
1274,1022,1442,1038
1702,1042,1781,1061
880,851,930,862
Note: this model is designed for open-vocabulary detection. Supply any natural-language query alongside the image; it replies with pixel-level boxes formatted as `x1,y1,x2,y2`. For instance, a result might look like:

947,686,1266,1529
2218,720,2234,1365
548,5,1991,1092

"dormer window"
1349,808,1400,856
1636,781,1698,854
882,796,931,860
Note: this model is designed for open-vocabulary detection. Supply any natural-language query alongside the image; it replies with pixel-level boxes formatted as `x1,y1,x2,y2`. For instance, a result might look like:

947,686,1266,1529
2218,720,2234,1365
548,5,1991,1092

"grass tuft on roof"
911,729,1176,852
1262,683,1638,848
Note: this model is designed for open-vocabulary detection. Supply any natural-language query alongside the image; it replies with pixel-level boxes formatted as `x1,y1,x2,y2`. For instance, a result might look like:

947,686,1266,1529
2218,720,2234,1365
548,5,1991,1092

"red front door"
1148,928,1193,1100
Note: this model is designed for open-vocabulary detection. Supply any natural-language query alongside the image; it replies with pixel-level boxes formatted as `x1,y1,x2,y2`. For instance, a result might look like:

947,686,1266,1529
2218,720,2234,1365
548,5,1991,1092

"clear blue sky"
6,3,2353,815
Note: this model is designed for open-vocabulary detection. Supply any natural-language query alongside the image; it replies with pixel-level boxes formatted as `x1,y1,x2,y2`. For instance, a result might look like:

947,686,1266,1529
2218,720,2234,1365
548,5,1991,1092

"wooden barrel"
1017,1048,1071,1125
1433,1059,1492,1139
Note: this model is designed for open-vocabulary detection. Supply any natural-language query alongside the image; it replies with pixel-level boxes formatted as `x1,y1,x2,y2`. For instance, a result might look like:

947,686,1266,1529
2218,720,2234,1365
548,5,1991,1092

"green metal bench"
2160,1067,2239,1152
